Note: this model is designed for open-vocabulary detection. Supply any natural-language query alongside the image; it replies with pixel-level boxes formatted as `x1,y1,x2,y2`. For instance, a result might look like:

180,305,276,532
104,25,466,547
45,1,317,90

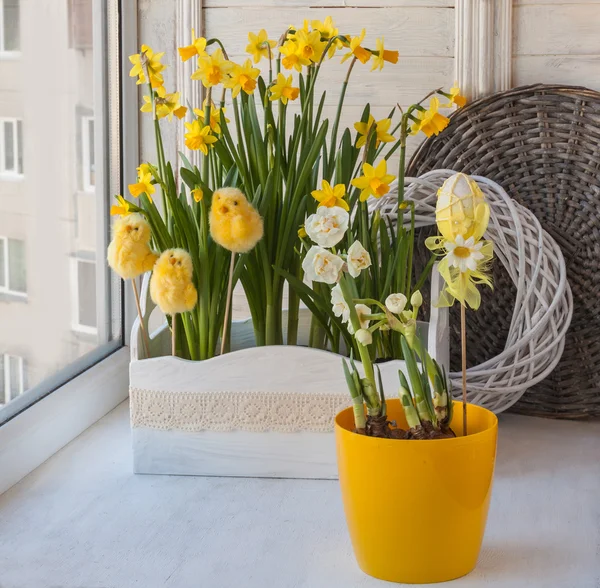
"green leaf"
180,167,199,190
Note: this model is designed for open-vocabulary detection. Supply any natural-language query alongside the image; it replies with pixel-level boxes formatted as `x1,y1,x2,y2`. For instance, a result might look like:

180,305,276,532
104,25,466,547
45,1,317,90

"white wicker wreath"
370,169,573,413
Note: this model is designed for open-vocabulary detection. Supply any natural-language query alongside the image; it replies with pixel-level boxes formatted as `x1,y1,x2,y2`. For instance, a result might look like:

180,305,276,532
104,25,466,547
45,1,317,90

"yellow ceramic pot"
335,399,498,584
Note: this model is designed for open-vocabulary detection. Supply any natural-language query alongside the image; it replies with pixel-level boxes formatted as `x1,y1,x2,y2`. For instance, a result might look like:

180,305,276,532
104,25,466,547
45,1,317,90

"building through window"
0,237,26,296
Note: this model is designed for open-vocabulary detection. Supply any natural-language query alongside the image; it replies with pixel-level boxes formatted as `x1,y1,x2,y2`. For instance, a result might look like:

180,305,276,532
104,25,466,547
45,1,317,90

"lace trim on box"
129,387,352,433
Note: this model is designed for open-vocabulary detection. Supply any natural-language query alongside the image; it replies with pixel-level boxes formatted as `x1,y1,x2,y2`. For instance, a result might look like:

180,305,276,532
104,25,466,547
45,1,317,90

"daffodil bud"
410,290,423,309
355,328,373,346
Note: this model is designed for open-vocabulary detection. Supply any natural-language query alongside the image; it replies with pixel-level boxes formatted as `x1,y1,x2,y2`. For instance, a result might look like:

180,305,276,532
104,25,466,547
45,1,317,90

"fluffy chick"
209,187,264,253
107,213,158,280
150,248,198,315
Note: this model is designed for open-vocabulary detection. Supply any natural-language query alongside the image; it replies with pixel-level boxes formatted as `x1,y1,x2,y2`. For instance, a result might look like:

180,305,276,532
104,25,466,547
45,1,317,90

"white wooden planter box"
130,269,448,479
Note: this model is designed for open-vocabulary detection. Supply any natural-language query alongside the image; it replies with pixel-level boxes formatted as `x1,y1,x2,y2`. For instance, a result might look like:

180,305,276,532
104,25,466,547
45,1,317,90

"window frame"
0,117,23,178
1,353,24,404
81,115,95,192
0,235,27,297
0,0,129,430
0,0,20,57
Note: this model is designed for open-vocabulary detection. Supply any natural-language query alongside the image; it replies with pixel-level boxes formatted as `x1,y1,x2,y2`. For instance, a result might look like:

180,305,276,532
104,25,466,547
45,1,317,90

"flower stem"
327,57,357,177
339,277,379,414
202,87,212,186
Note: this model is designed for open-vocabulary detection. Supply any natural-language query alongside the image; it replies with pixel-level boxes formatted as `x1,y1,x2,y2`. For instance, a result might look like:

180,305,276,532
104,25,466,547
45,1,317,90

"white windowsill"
72,323,99,336
0,347,129,495
0,51,21,60
0,403,598,586
0,173,24,182
0,290,27,302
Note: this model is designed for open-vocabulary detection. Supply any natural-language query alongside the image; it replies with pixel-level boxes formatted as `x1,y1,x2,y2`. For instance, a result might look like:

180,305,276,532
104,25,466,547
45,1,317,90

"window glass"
3,0,20,52
4,120,14,171
8,355,22,399
7,238,25,293
0,239,5,288
0,0,122,422
77,260,97,329
16,118,22,173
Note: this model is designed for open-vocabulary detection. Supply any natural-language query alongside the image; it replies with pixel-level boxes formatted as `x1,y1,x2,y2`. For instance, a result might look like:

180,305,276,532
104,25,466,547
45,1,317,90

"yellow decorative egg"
435,173,490,242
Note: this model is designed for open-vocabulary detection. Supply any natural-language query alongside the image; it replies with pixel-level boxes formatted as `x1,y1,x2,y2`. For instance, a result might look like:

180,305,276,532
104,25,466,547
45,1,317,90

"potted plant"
304,173,498,582
109,18,468,478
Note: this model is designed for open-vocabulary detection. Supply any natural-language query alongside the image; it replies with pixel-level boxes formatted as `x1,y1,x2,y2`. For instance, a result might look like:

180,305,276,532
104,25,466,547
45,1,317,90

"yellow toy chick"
107,213,158,280
150,249,198,315
209,187,264,253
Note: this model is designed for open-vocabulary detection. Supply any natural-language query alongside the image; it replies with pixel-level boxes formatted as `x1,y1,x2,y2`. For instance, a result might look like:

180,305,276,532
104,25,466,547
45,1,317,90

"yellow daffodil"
312,16,338,40
279,40,311,72
178,29,207,62
311,180,350,211
294,29,327,64
184,120,218,154
312,16,342,58
354,115,395,148
442,83,467,108
191,187,204,202
136,163,151,177
110,195,132,217
129,45,165,89
141,87,188,121
193,101,229,134
224,59,260,98
411,97,450,138
286,20,310,40
246,29,276,64
371,37,399,71
341,29,371,65
269,73,299,105
351,160,396,202
298,226,307,239
192,49,233,88
128,167,155,201
425,234,493,310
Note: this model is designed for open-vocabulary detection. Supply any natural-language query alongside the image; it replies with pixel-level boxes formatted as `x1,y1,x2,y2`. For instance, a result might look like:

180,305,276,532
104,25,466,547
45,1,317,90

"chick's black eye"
177,261,181,266
170,254,173,258
234,201,238,206
134,227,139,231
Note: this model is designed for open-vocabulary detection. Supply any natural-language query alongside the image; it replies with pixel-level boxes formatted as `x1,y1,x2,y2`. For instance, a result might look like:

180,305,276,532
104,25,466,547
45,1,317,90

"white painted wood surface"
0,349,130,496
3,401,600,587
129,268,448,479
513,2,600,91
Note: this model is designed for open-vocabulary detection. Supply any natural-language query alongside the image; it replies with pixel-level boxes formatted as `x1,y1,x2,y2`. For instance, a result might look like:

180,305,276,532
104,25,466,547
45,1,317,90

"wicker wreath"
406,84,600,418
371,170,573,413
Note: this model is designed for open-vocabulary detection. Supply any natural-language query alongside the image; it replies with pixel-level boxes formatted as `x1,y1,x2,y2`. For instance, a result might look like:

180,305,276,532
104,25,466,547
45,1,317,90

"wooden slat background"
513,2,600,91
138,0,600,319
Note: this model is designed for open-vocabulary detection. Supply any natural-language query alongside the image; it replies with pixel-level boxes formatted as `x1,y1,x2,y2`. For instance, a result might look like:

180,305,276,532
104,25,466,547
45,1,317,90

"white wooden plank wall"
201,3,456,162
513,0,600,90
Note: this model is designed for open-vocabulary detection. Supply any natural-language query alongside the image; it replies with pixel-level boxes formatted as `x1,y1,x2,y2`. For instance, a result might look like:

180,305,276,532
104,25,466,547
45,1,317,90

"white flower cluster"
301,206,372,283
301,206,374,344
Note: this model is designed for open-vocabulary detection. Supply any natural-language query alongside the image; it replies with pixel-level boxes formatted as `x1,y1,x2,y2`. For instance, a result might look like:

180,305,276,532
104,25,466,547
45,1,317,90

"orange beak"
169,257,177,266
220,205,229,214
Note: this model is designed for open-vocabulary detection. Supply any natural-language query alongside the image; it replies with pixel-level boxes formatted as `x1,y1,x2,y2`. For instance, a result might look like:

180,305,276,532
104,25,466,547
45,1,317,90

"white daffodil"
348,303,371,335
346,240,372,278
445,235,485,272
304,206,349,248
355,328,372,346
385,292,407,314
302,245,344,284
331,283,350,322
